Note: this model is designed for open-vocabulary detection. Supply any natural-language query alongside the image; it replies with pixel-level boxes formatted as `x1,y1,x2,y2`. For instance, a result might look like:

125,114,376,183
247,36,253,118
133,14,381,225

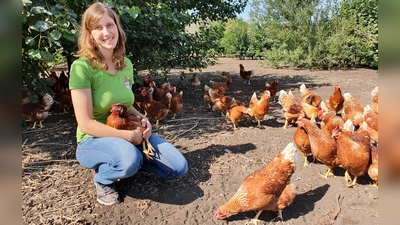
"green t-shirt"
69,56,134,142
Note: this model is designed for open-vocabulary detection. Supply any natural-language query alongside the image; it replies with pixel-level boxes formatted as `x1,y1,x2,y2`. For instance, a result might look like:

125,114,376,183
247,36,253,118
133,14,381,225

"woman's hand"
141,117,152,139
126,129,144,145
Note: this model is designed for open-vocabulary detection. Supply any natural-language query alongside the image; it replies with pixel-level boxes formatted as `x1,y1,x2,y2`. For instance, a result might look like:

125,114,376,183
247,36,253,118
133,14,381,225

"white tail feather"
343,119,355,132
281,142,298,168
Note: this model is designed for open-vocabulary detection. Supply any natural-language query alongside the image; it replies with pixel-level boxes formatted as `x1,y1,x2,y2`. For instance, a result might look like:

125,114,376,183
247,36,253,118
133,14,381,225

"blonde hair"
76,2,127,70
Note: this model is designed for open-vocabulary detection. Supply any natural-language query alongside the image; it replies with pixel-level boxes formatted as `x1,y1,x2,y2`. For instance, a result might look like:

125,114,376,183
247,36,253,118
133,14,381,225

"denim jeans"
76,134,188,185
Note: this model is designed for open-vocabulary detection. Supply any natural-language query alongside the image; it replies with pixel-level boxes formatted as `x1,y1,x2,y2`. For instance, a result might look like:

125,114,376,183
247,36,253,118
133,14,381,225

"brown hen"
106,103,155,160
265,79,279,102
246,90,271,128
215,142,298,223
239,64,254,84
141,87,172,126
332,119,371,187
297,115,339,179
22,93,54,129
325,84,344,113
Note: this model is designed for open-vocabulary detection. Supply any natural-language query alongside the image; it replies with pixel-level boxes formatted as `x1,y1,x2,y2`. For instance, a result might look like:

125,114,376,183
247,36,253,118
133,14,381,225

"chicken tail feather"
281,142,298,168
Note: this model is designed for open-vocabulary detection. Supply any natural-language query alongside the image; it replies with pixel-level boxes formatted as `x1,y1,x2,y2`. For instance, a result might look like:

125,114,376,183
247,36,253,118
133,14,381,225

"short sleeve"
69,58,92,90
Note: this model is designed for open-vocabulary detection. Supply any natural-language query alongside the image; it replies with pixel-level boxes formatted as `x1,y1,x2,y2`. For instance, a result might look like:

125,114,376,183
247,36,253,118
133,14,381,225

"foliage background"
22,0,377,99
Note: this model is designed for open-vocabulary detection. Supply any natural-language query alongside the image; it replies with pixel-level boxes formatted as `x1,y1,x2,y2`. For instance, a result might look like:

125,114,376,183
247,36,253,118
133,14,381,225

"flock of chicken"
190,64,378,224
22,71,72,129
22,65,379,224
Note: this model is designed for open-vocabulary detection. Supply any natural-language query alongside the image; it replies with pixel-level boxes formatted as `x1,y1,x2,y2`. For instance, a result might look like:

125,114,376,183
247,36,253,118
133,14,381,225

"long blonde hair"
76,2,127,70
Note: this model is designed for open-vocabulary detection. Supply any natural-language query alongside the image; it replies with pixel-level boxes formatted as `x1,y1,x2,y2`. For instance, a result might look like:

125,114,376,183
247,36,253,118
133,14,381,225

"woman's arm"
71,89,143,144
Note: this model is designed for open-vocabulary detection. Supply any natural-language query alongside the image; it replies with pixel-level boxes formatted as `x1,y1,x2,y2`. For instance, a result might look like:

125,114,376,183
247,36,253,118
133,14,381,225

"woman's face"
90,14,119,52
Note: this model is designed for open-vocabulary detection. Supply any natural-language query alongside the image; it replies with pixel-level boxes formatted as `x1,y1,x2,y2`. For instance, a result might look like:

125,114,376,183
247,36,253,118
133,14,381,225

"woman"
69,2,188,205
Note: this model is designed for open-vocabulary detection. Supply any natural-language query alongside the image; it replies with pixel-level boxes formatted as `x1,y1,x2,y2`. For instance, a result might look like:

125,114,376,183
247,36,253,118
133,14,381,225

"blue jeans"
76,134,188,185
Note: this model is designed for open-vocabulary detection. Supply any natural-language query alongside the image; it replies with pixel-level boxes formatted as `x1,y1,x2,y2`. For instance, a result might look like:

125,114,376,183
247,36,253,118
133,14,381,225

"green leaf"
33,20,51,32
28,49,41,59
41,51,53,61
50,30,62,40
63,32,75,42
25,37,36,46
31,6,52,16
22,0,32,6
128,7,140,19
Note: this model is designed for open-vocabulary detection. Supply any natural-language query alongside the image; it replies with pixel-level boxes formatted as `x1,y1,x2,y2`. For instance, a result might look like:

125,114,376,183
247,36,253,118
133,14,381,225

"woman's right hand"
125,129,144,145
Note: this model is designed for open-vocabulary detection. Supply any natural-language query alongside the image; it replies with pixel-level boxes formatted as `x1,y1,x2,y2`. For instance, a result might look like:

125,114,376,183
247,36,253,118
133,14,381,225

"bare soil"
22,58,378,225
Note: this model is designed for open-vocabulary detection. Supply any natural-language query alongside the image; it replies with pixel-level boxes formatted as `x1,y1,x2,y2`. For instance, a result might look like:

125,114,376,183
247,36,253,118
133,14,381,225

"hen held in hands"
106,103,155,160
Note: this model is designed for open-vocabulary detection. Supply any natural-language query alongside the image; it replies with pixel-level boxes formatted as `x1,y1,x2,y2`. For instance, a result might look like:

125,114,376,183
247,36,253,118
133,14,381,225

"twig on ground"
170,122,199,142
164,117,221,123
188,169,198,179
333,193,343,221
22,128,53,133
22,138,29,147
29,143,74,147
27,159,77,165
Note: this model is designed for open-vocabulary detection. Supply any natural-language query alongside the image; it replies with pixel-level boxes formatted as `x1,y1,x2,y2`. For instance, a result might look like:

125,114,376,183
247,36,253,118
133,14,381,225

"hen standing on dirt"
239,63,254,84
69,2,187,206
216,142,298,224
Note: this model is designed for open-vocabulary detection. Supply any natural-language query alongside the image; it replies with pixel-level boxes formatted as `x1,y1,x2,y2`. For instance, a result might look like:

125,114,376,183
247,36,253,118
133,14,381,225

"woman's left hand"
141,118,152,139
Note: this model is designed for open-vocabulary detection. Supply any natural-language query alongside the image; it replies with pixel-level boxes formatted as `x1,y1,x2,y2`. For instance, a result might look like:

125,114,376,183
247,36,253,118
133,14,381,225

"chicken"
245,90,271,128
204,85,225,109
210,77,232,90
46,71,62,94
215,142,298,223
169,90,183,119
332,119,371,187
22,93,54,129
297,115,339,179
300,100,322,121
325,84,344,113
278,90,302,129
59,70,69,92
299,84,322,107
239,63,254,84
221,71,229,82
359,120,378,146
319,101,345,137
22,90,30,105
106,103,155,160
149,81,170,101
371,86,378,114
293,111,312,167
55,90,73,112
265,79,278,102
190,73,201,90
363,105,378,132
226,104,247,130
211,95,244,116
141,87,172,126
341,92,365,127
143,74,153,87
368,146,378,187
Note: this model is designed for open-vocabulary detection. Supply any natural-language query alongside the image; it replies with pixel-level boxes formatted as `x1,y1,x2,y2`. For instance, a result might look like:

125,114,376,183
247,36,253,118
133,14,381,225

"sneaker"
94,182,120,205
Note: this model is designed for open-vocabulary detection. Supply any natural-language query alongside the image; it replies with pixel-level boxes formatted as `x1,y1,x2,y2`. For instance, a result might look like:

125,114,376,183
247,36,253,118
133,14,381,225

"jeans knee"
117,152,142,178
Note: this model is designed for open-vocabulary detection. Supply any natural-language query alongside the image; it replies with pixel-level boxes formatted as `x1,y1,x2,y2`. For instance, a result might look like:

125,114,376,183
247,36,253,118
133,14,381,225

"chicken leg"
142,138,155,160
320,168,334,179
246,210,263,225
303,155,310,167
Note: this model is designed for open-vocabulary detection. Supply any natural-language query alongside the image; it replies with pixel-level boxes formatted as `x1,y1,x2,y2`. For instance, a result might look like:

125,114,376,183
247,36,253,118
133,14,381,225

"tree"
22,0,249,98
249,0,378,69
220,19,251,59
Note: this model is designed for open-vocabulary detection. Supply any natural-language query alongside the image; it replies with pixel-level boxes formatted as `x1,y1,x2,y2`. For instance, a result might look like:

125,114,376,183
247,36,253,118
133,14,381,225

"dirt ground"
22,58,378,225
